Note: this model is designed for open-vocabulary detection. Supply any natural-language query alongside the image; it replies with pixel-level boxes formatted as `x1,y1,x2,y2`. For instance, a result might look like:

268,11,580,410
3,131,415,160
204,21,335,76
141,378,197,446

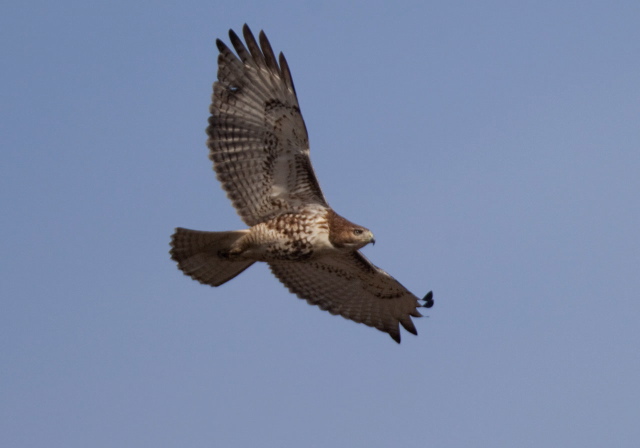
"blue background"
2,1,639,446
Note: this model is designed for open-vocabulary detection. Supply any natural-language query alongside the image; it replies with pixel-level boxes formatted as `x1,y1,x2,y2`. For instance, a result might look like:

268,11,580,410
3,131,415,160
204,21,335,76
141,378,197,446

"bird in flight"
170,24,433,343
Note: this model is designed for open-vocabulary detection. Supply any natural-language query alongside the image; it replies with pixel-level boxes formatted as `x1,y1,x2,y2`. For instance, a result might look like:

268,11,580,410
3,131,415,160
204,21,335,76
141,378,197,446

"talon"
217,250,231,259
218,249,241,259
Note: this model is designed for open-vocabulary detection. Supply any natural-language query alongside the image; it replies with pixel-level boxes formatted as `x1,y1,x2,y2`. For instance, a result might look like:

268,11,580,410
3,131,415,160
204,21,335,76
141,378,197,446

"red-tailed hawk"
170,25,434,343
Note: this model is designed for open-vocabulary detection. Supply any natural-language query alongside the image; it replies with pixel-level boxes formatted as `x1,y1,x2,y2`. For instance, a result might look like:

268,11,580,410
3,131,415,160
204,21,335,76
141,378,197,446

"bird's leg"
215,233,254,260
217,228,268,260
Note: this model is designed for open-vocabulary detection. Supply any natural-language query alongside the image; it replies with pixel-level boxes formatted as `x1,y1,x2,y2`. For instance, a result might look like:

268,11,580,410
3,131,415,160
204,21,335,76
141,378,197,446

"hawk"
170,25,434,343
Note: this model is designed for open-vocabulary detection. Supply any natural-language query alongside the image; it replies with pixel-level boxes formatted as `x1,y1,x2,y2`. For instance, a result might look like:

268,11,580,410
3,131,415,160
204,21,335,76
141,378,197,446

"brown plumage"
170,24,433,343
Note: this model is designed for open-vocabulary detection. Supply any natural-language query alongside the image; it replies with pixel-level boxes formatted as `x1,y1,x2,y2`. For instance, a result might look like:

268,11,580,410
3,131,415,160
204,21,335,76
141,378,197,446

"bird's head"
328,210,375,250
346,226,376,249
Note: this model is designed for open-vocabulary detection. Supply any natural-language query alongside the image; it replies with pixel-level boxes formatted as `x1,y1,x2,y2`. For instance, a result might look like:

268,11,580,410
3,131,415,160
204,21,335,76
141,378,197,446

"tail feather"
170,227,254,287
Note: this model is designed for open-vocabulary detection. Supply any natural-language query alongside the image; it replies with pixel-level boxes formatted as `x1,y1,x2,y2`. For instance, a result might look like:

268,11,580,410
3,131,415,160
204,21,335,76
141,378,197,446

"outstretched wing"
208,24,328,226
268,252,432,343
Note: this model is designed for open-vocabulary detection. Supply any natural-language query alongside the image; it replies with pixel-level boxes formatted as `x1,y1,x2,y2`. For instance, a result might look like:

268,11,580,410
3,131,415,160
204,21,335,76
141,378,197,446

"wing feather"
278,53,297,96
208,24,328,226
268,252,424,343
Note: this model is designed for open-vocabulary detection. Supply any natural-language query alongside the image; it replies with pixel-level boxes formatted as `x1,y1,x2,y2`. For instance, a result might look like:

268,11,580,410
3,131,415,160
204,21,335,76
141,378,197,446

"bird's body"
171,25,433,342
221,206,339,262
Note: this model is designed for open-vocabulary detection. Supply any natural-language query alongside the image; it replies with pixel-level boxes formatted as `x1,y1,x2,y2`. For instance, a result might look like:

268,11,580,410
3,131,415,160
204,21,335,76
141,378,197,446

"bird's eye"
353,229,363,236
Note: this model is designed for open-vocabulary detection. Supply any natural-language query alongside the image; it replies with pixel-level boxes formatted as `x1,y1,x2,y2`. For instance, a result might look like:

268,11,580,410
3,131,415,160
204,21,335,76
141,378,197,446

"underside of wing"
208,24,328,226
268,251,431,343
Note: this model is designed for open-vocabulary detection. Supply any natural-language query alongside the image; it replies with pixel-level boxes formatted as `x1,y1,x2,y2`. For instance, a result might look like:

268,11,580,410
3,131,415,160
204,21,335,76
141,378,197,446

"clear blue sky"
2,1,639,447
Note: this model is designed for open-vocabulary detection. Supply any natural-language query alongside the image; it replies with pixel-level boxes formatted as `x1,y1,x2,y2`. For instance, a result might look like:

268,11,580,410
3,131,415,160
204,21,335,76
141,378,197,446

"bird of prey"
170,24,433,343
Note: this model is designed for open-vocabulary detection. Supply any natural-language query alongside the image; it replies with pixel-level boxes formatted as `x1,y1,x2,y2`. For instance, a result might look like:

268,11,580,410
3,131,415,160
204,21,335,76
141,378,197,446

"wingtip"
421,290,434,308
228,27,240,42
399,316,418,336
215,38,227,53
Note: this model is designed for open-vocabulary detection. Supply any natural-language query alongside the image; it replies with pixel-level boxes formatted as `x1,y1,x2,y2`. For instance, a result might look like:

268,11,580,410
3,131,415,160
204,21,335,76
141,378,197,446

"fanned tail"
170,227,254,287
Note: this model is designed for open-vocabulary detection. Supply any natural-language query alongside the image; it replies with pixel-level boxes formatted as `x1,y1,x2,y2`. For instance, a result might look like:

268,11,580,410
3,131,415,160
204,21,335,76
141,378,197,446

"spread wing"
207,24,328,226
268,252,432,343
